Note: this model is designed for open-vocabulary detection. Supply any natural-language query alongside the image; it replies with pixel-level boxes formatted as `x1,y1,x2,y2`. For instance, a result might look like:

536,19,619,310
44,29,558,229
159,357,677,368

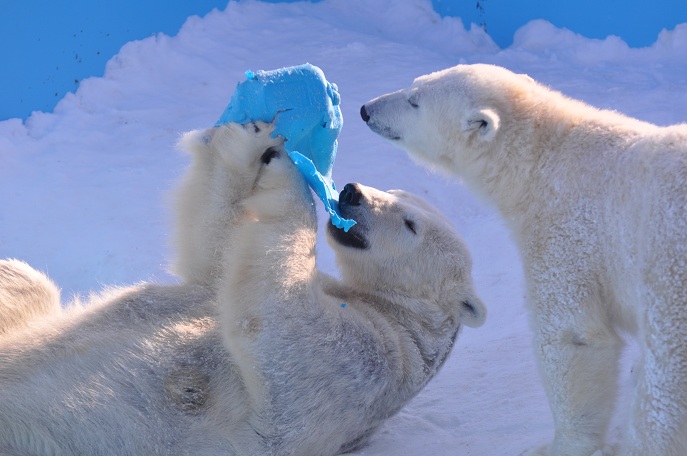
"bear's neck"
455,122,547,222
457,106,654,238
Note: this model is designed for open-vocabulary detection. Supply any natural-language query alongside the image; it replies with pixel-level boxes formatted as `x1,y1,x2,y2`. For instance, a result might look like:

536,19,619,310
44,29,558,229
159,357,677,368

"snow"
1,0,686,454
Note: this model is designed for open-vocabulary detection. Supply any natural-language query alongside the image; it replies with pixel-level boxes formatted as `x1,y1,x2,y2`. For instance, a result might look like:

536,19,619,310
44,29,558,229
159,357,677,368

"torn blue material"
215,63,355,231
288,151,355,231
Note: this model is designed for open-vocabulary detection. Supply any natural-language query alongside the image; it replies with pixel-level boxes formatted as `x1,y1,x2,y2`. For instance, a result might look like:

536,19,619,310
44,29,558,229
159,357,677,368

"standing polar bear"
0,121,486,455
362,63,687,456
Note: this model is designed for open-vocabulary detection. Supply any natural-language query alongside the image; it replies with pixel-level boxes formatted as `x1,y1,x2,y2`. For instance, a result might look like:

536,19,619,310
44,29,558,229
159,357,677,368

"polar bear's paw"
212,121,285,176
243,144,312,220
256,146,299,190
177,121,285,198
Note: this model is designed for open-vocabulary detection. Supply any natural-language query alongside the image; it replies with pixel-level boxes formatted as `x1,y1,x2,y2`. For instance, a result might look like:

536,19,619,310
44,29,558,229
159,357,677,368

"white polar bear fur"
0,259,62,337
362,63,687,456
0,121,486,455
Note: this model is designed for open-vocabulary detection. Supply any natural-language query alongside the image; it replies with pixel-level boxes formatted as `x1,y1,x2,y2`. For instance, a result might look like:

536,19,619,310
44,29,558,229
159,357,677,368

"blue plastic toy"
215,63,355,231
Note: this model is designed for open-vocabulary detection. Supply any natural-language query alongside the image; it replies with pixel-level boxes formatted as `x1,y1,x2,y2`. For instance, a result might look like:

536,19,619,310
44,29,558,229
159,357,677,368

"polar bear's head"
326,183,486,328
360,64,540,179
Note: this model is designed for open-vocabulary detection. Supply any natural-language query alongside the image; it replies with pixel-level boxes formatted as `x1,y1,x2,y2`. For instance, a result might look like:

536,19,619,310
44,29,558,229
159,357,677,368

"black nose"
339,183,363,206
360,105,370,123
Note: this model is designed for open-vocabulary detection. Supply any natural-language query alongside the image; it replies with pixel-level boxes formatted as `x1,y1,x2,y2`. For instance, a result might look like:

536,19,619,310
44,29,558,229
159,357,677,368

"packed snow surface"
1,0,686,454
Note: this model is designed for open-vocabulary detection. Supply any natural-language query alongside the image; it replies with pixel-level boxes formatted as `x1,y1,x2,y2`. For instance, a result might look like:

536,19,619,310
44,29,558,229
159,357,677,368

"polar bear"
0,121,486,455
0,259,61,336
361,63,687,456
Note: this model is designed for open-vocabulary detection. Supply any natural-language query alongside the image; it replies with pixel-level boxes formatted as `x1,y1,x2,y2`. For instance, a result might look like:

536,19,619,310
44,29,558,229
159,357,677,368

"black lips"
327,222,368,249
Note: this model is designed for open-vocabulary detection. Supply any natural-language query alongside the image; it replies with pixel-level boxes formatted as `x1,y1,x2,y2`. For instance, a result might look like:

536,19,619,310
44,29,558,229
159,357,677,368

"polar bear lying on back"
0,121,486,455
362,63,687,456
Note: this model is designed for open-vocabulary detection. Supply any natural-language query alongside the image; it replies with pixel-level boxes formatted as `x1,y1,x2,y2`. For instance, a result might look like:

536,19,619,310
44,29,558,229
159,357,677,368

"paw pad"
260,147,280,165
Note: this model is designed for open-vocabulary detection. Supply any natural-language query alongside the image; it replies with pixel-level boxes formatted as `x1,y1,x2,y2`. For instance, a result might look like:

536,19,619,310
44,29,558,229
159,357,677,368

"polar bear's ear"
460,292,487,328
462,108,500,142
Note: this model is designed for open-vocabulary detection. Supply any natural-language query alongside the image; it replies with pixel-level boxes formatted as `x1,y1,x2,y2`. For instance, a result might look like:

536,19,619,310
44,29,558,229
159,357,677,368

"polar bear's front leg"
172,122,285,285
530,285,623,456
623,300,687,456
216,141,317,410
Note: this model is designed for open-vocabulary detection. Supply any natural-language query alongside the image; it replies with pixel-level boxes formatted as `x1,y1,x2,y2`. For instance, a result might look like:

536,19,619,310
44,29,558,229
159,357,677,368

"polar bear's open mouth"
327,183,369,249
327,221,368,249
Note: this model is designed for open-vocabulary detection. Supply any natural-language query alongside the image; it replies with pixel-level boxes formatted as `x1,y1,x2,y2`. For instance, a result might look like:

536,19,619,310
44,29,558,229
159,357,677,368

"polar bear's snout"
360,105,370,123
360,102,402,141
339,183,364,207
360,92,406,142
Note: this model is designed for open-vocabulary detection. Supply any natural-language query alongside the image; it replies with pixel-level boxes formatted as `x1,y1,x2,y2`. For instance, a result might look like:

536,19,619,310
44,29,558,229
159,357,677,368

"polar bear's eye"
404,218,417,234
408,96,419,108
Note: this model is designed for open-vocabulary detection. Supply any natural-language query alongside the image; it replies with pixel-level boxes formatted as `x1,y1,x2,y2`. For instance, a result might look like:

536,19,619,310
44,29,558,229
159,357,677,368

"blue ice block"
215,64,355,231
